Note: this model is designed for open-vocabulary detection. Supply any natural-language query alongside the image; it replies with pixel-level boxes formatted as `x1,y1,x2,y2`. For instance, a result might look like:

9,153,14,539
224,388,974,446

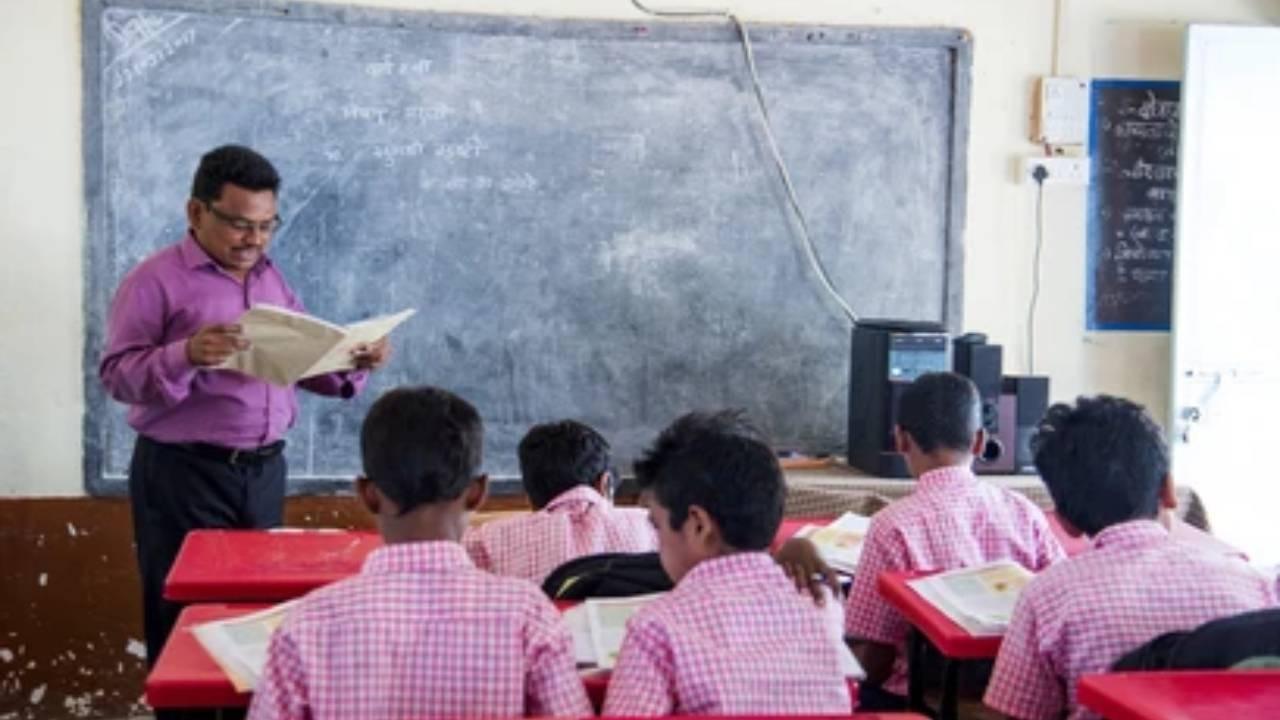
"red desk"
770,516,832,553
149,603,867,713
1078,671,1280,720
877,570,1000,720
164,529,382,602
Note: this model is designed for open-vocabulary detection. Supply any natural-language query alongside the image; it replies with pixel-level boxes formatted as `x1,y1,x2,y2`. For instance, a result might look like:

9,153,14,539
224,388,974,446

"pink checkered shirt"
463,485,657,584
602,552,852,716
247,541,591,720
843,465,1065,695
984,519,1277,720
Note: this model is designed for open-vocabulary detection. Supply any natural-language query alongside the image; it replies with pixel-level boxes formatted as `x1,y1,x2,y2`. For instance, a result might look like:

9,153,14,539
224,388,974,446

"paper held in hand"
219,305,415,386
191,601,296,692
906,560,1034,636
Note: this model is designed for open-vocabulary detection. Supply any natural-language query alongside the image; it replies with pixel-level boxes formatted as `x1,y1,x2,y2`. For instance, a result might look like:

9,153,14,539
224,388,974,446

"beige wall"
3,0,1276,497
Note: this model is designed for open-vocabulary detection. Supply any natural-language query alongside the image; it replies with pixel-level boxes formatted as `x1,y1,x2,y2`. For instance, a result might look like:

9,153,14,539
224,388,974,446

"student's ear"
685,504,722,550
970,427,988,458
893,426,911,454
355,476,381,515
592,471,610,497
1158,473,1178,510
462,474,489,512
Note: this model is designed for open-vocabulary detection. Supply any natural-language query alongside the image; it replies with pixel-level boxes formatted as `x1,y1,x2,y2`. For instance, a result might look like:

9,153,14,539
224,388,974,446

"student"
249,387,590,720
463,419,656,583
843,372,1065,709
602,410,852,716
984,395,1277,720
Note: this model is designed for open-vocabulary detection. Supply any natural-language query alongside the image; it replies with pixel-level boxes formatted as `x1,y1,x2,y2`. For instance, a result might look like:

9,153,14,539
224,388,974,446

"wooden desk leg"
939,657,960,720
906,627,927,712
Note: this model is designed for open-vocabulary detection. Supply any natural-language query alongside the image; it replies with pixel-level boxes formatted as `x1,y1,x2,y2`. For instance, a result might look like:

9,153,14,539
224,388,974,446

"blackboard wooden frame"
81,0,972,496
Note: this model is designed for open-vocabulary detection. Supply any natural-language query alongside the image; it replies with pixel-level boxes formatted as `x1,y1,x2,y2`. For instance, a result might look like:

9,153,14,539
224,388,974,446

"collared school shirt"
984,519,1277,720
602,552,851,716
248,541,591,720
844,464,1065,696
464,485,657,583
100,232,364,449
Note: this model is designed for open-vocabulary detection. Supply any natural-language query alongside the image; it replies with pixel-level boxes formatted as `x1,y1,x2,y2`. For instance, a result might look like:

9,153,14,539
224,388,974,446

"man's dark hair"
519,420,612,509
191,145,281,202
1032,395,1169,535
360,386,483,514
634,409,783,551
896,372,982,453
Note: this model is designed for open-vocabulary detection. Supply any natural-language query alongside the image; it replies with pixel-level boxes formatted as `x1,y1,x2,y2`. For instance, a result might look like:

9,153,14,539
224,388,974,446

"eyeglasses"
204,202,283,235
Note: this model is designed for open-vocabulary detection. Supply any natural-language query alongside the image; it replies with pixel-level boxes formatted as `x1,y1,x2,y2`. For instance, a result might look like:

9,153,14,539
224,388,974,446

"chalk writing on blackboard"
1087,80,1181,330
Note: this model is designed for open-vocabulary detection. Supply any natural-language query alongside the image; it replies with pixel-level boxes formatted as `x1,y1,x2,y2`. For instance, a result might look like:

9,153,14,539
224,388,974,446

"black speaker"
848,320,949,478
953,334,1005,468
1002,375,1050,474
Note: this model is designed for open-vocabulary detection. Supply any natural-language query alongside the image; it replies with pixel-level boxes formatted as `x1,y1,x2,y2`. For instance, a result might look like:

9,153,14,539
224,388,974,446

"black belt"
173,440,286,466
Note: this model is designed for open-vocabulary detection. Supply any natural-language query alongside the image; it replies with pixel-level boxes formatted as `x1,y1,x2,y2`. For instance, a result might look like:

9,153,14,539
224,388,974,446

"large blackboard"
1087,79,1180,331
82,0,971,495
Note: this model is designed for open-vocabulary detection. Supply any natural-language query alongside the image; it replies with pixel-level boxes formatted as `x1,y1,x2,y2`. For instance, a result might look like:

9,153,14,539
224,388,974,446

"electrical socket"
1022,156,1090,186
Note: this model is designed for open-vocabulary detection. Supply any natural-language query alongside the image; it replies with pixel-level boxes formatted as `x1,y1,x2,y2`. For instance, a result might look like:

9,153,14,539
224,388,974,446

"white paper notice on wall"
1033,76,1090,146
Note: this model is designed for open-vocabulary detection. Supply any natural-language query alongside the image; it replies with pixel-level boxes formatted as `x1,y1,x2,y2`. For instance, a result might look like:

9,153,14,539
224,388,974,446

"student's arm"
842,521,911,683
601,616,677,717
774,536,842,605
523,598,592,718
982,593,1063,720
99,272,199,407
247,626,309,720
850,639,897,686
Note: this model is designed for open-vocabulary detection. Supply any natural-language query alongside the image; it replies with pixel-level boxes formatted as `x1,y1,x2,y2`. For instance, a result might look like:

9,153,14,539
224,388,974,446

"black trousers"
128,435,286,668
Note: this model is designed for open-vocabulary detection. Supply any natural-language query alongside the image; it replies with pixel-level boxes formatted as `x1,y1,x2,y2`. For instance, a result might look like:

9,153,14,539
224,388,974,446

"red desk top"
876,570,1002,659
1077,671,1280,720
164,529,382,602
148,603,868,713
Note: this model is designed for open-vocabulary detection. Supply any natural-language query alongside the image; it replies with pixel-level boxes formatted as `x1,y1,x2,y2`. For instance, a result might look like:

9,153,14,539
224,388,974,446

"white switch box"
1022,156,1090,186
1033,76,1090,146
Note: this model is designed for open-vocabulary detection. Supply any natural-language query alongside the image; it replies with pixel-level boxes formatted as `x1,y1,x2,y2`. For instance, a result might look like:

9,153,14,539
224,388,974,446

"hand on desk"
774,536,842,605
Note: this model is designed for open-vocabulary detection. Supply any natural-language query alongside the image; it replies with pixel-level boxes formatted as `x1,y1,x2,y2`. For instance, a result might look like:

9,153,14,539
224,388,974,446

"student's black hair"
191,145,281,202
359,386,483,514
518,420,613,509
1031,395,1169,536
896,372,982,453
633,409,783,551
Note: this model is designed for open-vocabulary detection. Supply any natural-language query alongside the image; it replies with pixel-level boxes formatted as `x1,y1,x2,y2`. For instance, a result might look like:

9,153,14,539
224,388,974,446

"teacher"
99,145,391,666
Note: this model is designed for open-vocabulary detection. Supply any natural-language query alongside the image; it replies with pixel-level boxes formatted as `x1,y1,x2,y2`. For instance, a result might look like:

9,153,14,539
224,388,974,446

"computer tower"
848,320,950,478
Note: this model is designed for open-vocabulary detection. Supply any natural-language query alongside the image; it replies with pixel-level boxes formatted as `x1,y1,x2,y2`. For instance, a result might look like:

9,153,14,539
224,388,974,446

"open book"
562,591,864,679
191,601,296,692
906,561,1034,636
219,305,415,386
794,512,872,574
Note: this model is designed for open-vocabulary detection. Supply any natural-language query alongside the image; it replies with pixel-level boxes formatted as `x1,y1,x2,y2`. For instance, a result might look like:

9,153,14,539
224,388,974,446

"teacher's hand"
186,324,249,367
352,337,391,371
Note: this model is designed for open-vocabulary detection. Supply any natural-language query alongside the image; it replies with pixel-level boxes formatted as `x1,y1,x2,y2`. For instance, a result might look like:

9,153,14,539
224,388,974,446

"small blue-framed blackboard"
1086,79,1180,331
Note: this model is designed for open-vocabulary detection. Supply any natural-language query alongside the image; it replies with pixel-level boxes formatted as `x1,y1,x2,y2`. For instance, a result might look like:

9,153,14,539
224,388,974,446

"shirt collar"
1090,518,1169,550
361,541,474,575
179,230,273,275
678,551,781,589
543,485,610,513
915,464,977,493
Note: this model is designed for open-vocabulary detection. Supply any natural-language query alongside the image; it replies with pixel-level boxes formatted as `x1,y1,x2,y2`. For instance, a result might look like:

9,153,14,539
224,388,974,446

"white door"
1171,24,1280,565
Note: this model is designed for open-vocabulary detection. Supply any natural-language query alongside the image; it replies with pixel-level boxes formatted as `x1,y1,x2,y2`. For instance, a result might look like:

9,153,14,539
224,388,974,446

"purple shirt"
100,233,366,449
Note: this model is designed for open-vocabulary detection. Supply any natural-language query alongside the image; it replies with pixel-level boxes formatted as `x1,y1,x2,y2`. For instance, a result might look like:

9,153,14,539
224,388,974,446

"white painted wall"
2,0,1276,497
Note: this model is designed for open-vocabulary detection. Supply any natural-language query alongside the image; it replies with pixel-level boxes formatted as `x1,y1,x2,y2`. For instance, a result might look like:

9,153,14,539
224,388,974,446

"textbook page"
820,587,866,679
561,603,597,666
807,512,872,574
191,601,296,692
585,594,663,669
907,561,1033,636
219,305,414,385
